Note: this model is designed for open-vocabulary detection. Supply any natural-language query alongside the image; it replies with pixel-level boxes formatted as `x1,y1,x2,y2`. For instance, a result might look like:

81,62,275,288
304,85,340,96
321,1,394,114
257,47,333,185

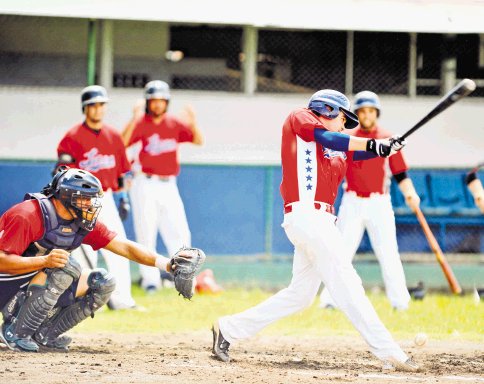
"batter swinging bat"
414,206,462,294
401,78,476,140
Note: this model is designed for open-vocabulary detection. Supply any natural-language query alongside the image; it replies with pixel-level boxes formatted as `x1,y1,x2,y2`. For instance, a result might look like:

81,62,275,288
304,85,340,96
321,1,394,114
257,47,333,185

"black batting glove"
366,138,391,158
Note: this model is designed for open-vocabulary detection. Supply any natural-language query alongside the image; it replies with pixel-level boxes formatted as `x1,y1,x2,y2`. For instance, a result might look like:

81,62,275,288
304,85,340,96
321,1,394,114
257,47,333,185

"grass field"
75,285,484,342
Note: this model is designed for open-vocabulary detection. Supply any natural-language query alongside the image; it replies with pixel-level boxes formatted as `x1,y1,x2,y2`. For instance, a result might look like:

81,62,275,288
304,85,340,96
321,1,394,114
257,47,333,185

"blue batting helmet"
308,90,359,129
81,85,109,112
353,91,381,116
144,80,171,101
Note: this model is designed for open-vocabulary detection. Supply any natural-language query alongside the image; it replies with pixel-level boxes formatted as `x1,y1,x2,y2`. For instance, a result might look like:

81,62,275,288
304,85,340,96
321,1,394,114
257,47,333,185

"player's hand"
118,196,130,221
405,192,421,213
44,249,70,269
366,138,391,158
390,135,406,152
180,105,196,127
133,99,146,121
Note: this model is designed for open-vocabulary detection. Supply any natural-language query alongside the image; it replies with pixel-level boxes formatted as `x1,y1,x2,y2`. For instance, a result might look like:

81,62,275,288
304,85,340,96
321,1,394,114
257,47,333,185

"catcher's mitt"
170,247,206,299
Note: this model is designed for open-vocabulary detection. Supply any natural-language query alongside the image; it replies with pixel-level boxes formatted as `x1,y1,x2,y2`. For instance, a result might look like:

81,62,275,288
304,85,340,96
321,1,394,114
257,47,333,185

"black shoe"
408,281,425,300
212,322,230,362
33,333,72,351
0,322,39,352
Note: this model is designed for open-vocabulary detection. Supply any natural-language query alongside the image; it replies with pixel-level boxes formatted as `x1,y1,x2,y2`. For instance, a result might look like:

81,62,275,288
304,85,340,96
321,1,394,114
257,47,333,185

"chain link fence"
1,15,484,96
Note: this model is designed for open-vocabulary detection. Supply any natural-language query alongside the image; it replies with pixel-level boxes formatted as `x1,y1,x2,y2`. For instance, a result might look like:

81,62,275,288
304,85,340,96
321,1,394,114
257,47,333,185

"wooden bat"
414,206,462,294
401,78,476,140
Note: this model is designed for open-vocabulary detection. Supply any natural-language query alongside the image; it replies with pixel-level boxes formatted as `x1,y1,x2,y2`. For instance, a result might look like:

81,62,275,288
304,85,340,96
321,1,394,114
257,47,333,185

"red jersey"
128,114,194,176
57,123,131,191
345,125,408,195
0,200,116,256
280,108,348,206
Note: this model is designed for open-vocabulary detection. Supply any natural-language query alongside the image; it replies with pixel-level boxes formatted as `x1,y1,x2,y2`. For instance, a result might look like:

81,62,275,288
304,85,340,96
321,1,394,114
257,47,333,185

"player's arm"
103,236,172,272
394,172,420,212
182,105,203,145
313,129,393,158
0,249,69,275
121,99,145,146
466,172,484,213
55,137,77,175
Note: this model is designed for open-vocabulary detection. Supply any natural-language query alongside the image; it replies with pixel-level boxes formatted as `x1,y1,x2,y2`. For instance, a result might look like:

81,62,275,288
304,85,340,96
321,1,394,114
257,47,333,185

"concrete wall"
0,86,482,167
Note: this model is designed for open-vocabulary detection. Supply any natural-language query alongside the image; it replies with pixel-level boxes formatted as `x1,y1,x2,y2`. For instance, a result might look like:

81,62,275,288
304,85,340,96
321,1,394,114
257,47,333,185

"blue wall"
0,161,482,256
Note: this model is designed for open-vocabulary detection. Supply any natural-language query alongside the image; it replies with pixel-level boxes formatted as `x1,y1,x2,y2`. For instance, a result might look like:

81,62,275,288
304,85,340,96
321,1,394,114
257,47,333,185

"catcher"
0,167,205,352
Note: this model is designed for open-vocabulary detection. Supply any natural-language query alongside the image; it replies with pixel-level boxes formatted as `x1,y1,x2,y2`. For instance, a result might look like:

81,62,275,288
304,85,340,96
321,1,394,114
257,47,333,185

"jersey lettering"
79,148,116,172
144,134,177,156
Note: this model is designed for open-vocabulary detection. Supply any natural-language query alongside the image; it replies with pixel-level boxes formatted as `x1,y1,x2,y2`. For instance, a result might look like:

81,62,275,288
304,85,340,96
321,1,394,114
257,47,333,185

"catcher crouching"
0,167,206,352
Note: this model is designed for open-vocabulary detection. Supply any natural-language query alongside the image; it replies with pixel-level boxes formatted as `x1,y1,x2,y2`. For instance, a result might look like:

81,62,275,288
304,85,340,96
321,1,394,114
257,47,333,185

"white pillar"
345,31,354,96
99,19,114,89
408,32,417,98
242,25,258,95
440,33,457,95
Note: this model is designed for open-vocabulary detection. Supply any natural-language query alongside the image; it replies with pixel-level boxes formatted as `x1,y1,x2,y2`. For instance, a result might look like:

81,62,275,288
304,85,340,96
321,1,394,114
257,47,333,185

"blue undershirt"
313,129,377,160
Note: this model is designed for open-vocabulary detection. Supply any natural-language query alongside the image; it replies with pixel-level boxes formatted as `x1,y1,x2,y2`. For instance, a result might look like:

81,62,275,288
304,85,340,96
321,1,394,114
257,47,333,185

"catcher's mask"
308,89,359,129
43,167,104,231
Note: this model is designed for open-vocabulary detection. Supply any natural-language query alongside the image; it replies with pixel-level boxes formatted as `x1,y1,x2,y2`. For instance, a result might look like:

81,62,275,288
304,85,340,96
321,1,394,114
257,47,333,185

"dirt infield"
1,332,483,384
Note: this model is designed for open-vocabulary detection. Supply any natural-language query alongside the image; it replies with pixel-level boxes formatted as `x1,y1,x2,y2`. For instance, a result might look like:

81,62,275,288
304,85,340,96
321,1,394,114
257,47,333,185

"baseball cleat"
382,357,421,372
33,333,72,352
0,323,39,352
212,322,230,362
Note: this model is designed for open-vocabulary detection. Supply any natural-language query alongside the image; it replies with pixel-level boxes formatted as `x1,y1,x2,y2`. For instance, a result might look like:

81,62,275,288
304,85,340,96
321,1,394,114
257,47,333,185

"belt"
284,202,335,215
143,173,172,182
350,191,383,198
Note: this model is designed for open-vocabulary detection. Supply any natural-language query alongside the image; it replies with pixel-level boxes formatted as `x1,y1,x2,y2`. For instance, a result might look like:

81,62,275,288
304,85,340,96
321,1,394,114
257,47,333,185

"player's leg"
158,182,191,256
312,210,410,364
1,256,82,352
320,193,365,308
97,191,136,309
213,206,322,361
33,268,115,350
129,175,161,291
366,194,410,310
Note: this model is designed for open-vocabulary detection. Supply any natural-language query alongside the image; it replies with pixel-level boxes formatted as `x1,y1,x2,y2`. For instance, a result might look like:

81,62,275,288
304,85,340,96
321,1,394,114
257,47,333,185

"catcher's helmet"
308,90,359,129
353,90,381,116
43,167,104,231
144,80,171,101
81,85,109,112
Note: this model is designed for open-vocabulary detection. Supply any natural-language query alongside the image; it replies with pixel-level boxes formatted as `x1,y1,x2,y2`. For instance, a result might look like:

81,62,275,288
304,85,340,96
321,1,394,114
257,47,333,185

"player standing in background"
319,91,420,311
0,168,197,352
55,85,137,310
466,166,484,213
212,89,420,372
121,80,203,293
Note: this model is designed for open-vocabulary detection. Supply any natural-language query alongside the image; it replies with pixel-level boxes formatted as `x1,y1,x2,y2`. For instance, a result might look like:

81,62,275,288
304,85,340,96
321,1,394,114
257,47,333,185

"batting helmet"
144,80,171,101
353,91,381,116
44,167,104,231
81,85,109,112
308,90,359,129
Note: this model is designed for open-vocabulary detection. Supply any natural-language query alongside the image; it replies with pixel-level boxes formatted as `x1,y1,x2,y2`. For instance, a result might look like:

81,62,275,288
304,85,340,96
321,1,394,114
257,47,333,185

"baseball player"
319,91,420,311
121,80,203,293
55,85,136,310
0,168,185,352
466,167,484,213
212,89,420,372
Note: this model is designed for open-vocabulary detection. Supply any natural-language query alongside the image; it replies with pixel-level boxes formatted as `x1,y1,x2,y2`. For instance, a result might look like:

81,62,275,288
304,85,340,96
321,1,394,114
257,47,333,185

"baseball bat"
469,161,484,175
414,206,462,294
401,78,476,140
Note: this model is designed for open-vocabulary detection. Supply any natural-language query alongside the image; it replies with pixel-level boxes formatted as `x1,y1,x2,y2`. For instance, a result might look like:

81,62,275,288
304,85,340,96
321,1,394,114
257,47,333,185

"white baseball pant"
219,201,408,362
320,192,410,310
71,190,136,309
129,174,191,289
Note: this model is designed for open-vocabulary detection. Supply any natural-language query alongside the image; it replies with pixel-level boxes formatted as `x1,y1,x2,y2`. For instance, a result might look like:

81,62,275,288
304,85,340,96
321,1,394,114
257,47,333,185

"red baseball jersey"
345,125,408,195
127,114,194,176
0,200,116,256
57,123,131,191
280,108,348,207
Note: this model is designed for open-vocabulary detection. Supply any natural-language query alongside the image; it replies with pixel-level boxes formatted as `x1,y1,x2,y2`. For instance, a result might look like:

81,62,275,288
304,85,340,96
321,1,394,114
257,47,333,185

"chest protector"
22,193,88,257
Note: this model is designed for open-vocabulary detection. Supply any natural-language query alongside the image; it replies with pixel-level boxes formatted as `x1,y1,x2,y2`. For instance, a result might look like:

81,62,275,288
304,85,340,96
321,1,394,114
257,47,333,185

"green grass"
75,285,484,341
